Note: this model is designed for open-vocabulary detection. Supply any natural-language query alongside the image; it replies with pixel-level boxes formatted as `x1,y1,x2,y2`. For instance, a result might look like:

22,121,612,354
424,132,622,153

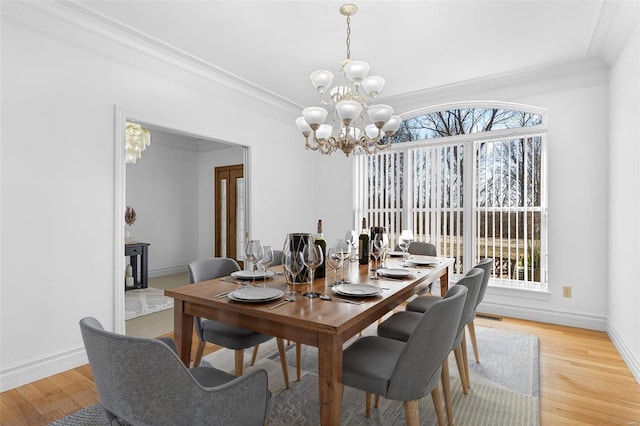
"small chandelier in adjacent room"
295,3,401,157
125,122,151,164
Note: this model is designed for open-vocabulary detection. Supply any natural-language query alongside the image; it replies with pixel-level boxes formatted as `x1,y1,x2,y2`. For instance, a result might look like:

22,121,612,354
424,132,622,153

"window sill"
485,283,551,301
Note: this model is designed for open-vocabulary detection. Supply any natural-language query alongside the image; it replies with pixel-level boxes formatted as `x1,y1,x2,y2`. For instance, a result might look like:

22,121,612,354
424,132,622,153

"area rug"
50,326,539,425
124,287,173,320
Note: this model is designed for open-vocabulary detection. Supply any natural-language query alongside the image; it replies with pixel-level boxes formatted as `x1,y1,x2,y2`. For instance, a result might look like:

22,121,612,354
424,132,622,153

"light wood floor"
2,316,639,425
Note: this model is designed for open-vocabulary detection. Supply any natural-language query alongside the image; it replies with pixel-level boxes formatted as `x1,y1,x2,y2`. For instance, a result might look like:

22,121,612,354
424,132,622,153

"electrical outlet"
563,286,572,298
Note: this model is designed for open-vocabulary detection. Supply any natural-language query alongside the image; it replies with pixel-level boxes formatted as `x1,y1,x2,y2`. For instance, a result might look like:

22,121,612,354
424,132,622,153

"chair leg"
468,320,480,363
193,340,206,367
453,345,468,394
295,342,301,381
234,349,244,376
430,383,446,426
251,344,260,366
461,333,471,391
441,358,454,426
374,394,379,408
365,392,371,418
275,338,290,389
404,399,420,426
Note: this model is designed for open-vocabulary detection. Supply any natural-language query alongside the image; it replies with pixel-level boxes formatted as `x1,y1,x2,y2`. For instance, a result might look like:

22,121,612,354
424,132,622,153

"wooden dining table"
165,257,454,425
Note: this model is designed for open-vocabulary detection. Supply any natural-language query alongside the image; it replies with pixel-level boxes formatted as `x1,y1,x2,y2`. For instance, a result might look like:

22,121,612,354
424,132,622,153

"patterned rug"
124,287,173,320
50,326,539,425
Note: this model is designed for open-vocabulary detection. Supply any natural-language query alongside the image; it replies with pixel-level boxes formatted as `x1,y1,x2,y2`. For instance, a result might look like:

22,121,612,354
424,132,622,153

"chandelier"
125,122,151,164
295,4,401,157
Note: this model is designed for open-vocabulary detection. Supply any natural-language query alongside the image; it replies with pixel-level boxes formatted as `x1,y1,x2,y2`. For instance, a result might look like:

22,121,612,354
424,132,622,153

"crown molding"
1,0,300,120
587,1,639,69
385,58,610,115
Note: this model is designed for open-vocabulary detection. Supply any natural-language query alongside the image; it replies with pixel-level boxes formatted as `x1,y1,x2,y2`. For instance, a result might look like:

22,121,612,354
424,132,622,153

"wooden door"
214,164,245,265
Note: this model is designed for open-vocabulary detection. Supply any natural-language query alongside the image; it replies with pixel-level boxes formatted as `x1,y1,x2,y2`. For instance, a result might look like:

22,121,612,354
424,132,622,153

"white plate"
407,256,439,266
388,251,405,257
228,287,284,302
377,268,412,278
332,284,381,297
231,270,276,280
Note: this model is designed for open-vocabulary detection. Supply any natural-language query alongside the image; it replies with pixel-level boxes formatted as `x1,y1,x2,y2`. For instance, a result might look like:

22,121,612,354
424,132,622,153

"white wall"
608,25,640,382
126,134,200,276
0,3,307,390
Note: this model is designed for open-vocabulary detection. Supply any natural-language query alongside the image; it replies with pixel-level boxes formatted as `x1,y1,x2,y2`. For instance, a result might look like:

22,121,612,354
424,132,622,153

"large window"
354,104,547,291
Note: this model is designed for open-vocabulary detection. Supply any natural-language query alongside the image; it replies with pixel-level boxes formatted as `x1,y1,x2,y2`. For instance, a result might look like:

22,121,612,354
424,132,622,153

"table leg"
173,300,193,367
439,267,450,297
317,333,344,425
140,246,148,288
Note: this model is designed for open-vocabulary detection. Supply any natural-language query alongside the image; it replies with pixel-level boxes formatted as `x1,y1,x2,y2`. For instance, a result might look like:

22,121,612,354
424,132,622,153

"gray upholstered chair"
378,268,484,424
79,317,270,426
271,249,284,266
394,241,437,256
393,241,438,295
467,258,493,363
189,258,290,388
342,285,467,426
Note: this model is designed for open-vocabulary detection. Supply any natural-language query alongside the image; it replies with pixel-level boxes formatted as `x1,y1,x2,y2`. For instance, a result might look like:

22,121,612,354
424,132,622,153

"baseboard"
607,320,640,385
479,301,608,331
0,346,88,392
148,265,188,279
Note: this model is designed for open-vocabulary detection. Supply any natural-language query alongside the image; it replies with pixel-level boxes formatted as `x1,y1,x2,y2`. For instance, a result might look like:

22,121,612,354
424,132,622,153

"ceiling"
79,0,610,111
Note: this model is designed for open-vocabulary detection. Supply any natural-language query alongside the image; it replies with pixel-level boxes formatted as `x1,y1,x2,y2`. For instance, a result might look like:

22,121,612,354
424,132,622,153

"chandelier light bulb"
367,104,394,128
365,124,379,139
336,100,363,125
362,76,385,97
343,60,370,83
316,124,333,139
382,115,402,135
302,107,328,129
310,70,334,94
295,116,312,136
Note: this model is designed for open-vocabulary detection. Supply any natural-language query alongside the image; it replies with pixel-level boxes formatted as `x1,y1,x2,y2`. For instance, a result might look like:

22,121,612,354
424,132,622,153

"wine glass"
283,250,304,300
398,230,413,266
334,239,352,284
258,246,274,287
245,240,264,285
301,244,323,297
345,230,358,262
326,247,343,286
370,239,382,279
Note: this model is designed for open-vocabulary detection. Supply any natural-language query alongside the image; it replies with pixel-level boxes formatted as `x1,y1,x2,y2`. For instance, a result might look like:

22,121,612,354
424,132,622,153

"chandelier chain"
346,15,351,60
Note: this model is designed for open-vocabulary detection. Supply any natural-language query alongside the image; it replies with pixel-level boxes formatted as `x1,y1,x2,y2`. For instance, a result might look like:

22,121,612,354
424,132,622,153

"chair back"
409,242,437,256
455,268,484,333
271,249,284,266
79,317,269,426
188,258,241,341
473,258,494,307
394,242,437,256
386,285,467,401
188,257,241,283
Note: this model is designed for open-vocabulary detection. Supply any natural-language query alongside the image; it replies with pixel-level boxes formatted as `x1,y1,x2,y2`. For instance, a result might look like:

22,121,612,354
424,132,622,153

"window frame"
354,102,548,291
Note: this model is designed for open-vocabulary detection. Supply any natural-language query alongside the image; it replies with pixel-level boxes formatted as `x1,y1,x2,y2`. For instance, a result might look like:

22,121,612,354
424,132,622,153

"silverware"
269,299,292,310
214,290,232,298
334,297,365,305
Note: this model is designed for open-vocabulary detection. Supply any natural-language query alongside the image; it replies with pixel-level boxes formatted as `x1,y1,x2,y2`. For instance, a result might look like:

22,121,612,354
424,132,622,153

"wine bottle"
358,217,369,265
314,219,327,278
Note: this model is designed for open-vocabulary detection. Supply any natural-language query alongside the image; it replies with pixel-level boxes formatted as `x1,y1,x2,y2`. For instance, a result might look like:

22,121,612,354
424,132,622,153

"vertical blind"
354,132,546,290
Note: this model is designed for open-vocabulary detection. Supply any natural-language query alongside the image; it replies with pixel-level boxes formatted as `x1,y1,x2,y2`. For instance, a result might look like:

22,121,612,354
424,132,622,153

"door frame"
214,164,245,264
113,106,251,333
